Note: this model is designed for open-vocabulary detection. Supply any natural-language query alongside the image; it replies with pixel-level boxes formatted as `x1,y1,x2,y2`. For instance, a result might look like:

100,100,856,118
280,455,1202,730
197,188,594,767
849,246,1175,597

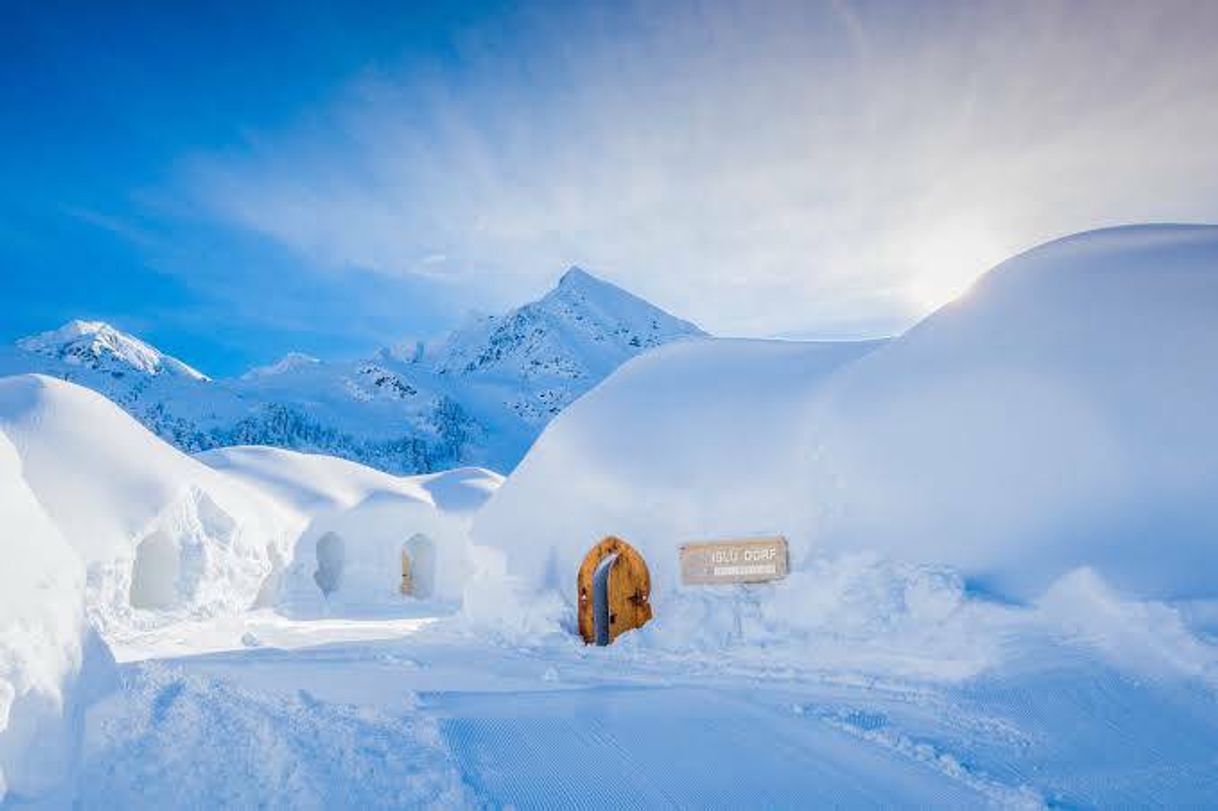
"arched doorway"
401,533,435,598
313,532,345,596
577,536,652,645
129,529,180,610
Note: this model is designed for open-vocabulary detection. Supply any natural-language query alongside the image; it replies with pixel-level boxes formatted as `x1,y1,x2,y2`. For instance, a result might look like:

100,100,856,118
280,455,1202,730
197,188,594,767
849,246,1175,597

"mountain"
0,269,704,474
17,319,208,380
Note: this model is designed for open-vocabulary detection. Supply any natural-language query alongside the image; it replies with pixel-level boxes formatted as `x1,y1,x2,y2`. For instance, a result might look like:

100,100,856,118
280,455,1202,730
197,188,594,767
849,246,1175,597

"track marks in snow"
427,686,986,809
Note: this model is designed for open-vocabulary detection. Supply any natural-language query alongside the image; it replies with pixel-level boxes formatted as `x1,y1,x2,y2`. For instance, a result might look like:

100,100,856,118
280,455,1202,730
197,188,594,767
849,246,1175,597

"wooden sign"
679,536,789,585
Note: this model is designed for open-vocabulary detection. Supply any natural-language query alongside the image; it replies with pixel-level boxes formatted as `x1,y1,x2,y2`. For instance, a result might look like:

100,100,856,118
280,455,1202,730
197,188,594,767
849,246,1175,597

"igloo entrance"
577,536,652,645
129,529,180,610
313,532,345,596
401,533,435,598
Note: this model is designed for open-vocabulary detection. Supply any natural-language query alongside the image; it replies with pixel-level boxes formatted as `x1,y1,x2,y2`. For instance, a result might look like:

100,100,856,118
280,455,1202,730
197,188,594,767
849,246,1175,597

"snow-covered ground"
41,603,1218,808
3,225,1218,807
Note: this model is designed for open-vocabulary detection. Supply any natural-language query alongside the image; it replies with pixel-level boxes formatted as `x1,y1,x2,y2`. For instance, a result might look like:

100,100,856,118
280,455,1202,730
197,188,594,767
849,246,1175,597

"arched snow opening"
313,532,345,596
401,533,436,599
129,529,180,610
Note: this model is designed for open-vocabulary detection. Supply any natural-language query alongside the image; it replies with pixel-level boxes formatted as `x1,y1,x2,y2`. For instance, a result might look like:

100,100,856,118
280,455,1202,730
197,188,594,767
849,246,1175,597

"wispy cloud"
181,0,1218,337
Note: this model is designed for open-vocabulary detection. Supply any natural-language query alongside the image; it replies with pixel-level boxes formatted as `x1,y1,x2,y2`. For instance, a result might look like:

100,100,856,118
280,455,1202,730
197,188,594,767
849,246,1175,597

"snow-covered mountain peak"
428,267,705,382
1,268,705,473
242,352,321,380
555,265,599,290
547,266,665,311
16,320,208,380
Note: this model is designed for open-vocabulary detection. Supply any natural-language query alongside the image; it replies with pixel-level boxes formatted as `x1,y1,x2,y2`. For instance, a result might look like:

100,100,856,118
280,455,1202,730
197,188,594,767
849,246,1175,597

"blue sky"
3,1,1217,376
1,2,511,373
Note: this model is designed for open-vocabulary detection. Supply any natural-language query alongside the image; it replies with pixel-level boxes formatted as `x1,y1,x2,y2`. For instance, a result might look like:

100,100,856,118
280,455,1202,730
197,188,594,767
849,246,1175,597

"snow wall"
0,432,113,802
471,225,1218,645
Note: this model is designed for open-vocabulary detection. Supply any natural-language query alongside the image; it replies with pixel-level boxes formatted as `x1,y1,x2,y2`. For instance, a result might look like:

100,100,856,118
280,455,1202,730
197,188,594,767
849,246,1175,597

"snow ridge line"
809,706,1044,810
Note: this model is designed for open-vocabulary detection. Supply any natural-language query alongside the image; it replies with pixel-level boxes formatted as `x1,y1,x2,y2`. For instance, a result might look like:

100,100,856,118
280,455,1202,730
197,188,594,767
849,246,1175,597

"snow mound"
197,445,501,519
0,375,295,632
801,224,1218,599
80,664,469,809
198,446,503,612
469,338,881,628
472,224,1218,652
0,432,112,802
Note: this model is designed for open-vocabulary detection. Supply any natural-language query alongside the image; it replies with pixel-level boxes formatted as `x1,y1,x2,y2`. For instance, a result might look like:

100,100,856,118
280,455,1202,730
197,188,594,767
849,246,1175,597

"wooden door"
577,536,652,644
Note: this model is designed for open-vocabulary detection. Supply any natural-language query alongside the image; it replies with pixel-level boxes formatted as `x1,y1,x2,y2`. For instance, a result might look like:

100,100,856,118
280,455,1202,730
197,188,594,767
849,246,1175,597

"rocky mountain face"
0,269,704,474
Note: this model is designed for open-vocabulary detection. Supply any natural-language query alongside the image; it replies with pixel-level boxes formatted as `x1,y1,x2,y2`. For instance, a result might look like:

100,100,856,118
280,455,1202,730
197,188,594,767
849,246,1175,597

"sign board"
679,536,789,586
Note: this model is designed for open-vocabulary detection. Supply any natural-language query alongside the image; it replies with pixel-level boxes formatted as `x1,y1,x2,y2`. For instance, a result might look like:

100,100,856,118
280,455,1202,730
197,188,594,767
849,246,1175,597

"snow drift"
472,338,882,602
0,432,112,802
198,446,502,612
472,225,1218,647
801,224,1218,599
0,375,296,633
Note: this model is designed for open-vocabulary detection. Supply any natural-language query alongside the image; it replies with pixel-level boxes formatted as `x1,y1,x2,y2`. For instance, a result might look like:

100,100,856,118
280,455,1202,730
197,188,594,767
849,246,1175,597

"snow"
798,224,1218,599
473,225,1218,649
55,600,1218,808
0,268,703,475
424,265,705,385
469,336,885,635
0,375,296,633
16,320,207,381
0,432,113,802
197,445,501,519
3,225,1218,807
79,661,469,809
239,351,321,380
196,446,503,613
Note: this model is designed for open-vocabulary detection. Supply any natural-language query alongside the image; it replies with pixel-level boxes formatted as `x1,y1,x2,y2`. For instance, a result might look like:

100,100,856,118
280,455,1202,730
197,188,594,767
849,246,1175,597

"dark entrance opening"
592,552,620,646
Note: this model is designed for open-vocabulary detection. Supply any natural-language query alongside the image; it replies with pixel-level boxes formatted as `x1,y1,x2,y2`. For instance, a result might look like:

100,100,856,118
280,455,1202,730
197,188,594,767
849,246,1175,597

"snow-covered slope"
0,269,704,475
198,446,502,520
0,432,112,802
473,225,1218,629
801,224,1218,599
0,375,296,632
424,267,704,420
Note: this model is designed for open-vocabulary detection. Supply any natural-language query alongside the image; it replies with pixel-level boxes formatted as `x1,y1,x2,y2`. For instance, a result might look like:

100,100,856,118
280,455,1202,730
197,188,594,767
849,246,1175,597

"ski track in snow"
428,686,984,809
37,614,1216,810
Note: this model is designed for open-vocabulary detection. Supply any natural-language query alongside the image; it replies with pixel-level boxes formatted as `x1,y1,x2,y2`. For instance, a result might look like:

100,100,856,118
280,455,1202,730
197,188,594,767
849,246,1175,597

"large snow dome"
0,375,296,631
199,446,503,613
802,224,1218,599
471,338,882,609
474,225,1218,618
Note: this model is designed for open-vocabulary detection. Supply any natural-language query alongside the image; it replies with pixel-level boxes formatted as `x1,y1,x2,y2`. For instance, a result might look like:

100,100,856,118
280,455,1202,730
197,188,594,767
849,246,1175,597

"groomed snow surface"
2,225,1218,807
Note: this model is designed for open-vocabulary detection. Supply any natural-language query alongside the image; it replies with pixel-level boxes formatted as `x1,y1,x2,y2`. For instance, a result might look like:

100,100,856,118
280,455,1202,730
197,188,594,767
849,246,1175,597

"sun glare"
903,222,1008,313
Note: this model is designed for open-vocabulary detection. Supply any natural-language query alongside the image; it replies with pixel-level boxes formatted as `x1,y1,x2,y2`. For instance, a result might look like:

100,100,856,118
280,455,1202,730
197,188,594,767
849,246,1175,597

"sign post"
678,536,789,586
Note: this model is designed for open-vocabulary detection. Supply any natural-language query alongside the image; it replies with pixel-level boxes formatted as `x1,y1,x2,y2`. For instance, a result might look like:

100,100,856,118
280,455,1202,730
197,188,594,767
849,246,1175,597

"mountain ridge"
0,268,705,474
